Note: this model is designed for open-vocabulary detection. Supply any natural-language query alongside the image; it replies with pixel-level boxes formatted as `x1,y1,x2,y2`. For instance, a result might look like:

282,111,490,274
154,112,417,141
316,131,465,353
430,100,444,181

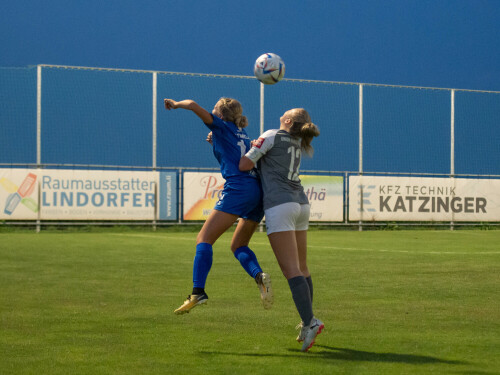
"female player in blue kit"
239,108,322,352
164,97,273,314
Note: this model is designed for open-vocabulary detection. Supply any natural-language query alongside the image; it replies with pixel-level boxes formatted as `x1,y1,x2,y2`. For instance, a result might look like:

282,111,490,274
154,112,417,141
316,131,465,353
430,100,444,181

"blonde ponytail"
215,97,249,128
299,122,320,156
234,115,248,128
288,108,320,156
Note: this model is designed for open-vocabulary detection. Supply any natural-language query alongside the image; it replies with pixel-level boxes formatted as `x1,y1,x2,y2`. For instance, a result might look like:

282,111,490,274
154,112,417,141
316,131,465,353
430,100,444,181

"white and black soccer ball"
254,53,285,85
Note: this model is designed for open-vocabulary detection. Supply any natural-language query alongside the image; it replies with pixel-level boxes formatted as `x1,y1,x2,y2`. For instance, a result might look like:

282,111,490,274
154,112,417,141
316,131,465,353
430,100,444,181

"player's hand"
164,99,178,110
250,139,258,147
206,132,213,145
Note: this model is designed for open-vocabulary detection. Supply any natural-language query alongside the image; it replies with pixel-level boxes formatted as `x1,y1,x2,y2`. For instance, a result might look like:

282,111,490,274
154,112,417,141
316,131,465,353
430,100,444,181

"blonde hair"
288,108,320,156
215,97,248,128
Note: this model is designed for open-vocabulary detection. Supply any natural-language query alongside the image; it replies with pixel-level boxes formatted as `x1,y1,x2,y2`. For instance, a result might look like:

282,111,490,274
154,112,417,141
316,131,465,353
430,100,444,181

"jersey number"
287,146,301,181
237,140,246,157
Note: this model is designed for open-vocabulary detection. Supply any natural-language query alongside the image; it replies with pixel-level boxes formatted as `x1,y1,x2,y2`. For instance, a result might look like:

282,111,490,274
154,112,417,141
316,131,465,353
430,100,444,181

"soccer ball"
254,53,285,85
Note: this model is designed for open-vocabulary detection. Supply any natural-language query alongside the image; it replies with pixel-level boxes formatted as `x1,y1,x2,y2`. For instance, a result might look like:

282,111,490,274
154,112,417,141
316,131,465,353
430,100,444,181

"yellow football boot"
174,294,208,315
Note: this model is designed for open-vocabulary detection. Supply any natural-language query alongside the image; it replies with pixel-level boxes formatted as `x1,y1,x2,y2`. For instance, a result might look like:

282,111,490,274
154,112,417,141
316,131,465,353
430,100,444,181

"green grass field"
1,228,499,374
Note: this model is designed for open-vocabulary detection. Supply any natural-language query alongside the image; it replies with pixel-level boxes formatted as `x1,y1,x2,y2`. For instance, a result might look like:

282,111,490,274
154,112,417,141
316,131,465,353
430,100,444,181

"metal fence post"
450,89,455,231
152,72,158,231
344,172,348,225
358,84,363,232
36,65,42,233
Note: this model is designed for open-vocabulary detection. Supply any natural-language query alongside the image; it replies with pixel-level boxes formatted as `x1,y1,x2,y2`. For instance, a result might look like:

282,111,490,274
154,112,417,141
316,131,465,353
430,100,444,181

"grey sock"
306,275,313,303
288,276,313,326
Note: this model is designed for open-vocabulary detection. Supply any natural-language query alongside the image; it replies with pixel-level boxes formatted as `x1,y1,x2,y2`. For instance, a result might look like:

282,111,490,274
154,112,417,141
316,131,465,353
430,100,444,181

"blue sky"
1,0,499,91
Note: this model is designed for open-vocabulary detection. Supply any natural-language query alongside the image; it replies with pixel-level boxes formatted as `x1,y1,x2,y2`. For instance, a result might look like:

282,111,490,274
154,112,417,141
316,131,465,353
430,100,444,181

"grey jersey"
245,129,309,210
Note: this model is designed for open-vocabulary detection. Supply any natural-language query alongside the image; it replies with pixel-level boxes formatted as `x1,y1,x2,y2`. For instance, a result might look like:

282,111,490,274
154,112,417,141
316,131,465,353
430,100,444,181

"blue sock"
233,246,263,279
192,243,213,289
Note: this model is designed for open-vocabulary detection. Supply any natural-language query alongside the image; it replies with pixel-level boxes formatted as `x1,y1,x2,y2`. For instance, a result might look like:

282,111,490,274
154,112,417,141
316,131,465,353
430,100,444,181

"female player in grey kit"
239,108,322,352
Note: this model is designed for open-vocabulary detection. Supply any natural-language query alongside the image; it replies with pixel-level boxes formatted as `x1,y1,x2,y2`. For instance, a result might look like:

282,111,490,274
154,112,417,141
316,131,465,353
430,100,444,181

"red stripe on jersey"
253,137,265,148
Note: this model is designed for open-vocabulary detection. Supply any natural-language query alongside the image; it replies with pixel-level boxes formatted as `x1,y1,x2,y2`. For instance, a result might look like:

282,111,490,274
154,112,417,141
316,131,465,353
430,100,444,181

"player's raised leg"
174,209,238,315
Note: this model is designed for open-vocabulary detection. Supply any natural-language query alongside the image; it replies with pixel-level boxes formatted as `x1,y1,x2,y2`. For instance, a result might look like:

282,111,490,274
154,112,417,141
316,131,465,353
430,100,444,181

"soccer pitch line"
110,233,500,255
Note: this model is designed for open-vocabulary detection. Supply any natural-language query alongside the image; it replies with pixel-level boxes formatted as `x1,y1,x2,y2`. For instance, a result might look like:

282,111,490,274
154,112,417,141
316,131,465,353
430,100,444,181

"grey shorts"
264,202,310,235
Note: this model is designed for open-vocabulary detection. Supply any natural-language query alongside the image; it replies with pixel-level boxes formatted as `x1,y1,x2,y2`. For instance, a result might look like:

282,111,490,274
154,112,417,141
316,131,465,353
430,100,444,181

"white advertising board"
40,170,157,220
349,175,500,221
301,175,344,222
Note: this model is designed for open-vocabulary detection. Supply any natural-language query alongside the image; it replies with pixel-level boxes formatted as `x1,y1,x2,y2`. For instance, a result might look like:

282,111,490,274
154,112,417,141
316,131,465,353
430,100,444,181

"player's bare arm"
239,156,254,171
164,98,213,124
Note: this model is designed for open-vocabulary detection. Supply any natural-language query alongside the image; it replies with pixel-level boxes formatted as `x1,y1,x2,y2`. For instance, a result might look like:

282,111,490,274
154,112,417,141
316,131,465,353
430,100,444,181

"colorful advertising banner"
0,168,179,220
349,175,500,221
0,169,39,219
183,172,224,220
182,172,344,222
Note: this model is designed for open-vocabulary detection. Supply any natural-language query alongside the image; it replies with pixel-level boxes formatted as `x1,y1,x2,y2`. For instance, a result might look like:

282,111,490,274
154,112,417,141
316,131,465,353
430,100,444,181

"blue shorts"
214,178,264,223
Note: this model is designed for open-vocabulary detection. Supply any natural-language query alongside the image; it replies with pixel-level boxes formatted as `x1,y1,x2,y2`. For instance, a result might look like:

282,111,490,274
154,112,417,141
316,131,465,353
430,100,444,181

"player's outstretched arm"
164,99,213,124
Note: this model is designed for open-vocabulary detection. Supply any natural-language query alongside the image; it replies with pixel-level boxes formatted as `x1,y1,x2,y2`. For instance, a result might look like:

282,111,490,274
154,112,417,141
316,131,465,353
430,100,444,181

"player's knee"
196,232,215,245
282,267,303,280
230,241,248,252
300,265,309,275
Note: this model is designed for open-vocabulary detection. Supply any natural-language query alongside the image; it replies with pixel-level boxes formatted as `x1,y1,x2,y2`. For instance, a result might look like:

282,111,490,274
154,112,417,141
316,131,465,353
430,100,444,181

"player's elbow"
185,100,196,109
239,157,254,171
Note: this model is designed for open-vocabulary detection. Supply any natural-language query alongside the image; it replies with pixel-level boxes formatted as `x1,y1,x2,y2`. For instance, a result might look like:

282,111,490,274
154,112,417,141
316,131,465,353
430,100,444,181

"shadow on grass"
309,345,465,364
200,345,466,365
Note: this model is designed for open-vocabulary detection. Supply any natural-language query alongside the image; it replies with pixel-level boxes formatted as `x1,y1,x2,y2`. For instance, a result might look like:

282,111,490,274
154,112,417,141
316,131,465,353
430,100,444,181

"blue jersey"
205,115,257,181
